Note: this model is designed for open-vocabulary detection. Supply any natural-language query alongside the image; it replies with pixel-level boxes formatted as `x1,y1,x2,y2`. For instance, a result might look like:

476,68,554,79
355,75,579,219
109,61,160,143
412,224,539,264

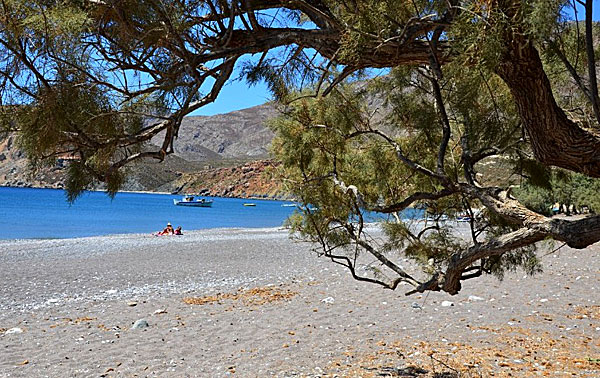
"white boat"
173,195,213,207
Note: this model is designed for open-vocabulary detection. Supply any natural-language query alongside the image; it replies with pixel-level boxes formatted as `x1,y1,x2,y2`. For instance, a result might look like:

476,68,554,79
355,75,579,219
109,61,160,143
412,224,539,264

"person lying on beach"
174,226,183,235
156,223,174,236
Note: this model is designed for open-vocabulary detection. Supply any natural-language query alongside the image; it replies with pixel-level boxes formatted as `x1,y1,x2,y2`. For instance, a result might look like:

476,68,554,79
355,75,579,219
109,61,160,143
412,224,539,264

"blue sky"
189,66,272,116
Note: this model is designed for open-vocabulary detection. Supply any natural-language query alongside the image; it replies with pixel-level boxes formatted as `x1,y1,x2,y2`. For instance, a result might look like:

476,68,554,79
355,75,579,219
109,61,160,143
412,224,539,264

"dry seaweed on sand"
183,286,297,307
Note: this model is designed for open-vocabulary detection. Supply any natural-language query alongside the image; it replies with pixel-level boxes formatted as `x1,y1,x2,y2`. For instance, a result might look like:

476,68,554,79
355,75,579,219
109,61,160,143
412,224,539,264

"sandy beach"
0,227,599,377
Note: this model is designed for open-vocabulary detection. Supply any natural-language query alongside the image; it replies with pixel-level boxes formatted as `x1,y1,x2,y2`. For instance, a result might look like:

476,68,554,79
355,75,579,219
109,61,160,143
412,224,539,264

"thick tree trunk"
441,227,545,294
443,214,600,293
496,37,600,177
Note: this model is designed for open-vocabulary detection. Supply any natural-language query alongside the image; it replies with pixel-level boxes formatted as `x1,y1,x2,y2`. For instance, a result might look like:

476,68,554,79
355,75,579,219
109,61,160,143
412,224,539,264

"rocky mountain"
153,103,277,161
0,102,283,197
0,94,386,196
0,135,69,189
0,134,203,191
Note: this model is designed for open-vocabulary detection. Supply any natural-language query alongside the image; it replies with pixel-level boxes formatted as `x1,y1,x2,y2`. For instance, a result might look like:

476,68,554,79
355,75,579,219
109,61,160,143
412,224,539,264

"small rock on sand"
131,319,149,330
127,301,138,307
5,327,23,334
468,295,484,301
441,301,454,307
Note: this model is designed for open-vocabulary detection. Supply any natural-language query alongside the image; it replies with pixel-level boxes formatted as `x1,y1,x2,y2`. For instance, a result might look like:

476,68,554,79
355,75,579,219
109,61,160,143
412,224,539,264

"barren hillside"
152,103,277,161
0,103,282,197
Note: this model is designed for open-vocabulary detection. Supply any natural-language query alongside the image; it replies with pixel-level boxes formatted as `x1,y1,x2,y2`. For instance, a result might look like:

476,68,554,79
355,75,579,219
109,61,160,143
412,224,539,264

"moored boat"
173,195,213,207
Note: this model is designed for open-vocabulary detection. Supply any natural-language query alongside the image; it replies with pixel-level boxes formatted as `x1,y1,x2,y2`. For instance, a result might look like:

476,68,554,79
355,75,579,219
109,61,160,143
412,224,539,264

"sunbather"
157,222,174,235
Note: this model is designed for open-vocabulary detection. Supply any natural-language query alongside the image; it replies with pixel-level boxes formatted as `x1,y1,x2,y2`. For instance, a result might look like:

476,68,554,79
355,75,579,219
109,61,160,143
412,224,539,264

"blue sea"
0,186,422,240
0,187,301,240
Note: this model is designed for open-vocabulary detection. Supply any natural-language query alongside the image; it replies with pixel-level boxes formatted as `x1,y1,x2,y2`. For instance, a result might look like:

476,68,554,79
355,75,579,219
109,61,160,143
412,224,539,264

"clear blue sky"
189,68,272,116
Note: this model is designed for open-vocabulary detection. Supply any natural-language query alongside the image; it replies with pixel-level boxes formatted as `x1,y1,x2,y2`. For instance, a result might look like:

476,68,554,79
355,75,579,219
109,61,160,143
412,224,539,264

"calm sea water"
0,187,422,240
0,187,301,239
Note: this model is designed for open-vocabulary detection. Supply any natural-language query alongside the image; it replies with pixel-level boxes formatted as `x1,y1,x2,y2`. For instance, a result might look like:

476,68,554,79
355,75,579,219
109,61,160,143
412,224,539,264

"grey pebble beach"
1,227,599,376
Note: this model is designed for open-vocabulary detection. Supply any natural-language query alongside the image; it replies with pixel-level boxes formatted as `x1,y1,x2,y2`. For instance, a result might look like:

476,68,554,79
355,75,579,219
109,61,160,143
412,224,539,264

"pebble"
321,297,334,304
441,301,454,307
153,309,167,315
540,298,548,303
411,302,422,309
5,327,23,334
131,319,149,329
468,295,484,301
127,301,138,307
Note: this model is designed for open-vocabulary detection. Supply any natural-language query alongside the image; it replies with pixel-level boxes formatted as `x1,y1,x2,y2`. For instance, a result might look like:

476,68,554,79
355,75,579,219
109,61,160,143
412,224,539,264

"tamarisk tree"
2,0,600,294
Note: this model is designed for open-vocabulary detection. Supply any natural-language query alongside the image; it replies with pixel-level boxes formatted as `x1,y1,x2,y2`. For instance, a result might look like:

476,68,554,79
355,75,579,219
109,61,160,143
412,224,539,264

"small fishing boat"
243,203,256,207
173,195,213,207
281,203,298,207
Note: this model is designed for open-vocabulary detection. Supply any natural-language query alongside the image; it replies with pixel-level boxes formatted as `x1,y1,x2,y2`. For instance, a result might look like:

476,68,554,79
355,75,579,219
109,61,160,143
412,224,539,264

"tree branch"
372,189,455,214
584,0,600,124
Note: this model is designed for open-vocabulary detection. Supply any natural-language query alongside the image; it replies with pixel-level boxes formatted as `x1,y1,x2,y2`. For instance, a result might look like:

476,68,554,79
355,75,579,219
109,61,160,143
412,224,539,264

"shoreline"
0,187,300,240
0,219,395,243
0,184,294,201
0,184,172,196
0,225,290,243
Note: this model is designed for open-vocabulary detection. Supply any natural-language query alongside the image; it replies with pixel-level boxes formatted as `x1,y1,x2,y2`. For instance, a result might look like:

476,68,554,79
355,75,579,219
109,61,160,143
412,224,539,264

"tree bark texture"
410,185,600,295
496,37,600,177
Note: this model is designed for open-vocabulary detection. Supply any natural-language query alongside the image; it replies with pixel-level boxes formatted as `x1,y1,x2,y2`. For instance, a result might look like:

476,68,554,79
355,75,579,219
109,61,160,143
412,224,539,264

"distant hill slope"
0,135,51,188
0,134,206,192
0,96,388,195
158,160,285,199
0,103,282,196
153,103,277,161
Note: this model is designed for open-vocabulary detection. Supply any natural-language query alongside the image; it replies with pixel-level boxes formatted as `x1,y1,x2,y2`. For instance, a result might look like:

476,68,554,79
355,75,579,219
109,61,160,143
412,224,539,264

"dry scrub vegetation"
326,314,600,377
183,286,297,307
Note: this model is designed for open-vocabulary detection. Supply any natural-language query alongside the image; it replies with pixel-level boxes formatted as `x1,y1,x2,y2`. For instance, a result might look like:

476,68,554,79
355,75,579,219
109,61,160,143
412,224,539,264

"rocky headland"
165,160,285,199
